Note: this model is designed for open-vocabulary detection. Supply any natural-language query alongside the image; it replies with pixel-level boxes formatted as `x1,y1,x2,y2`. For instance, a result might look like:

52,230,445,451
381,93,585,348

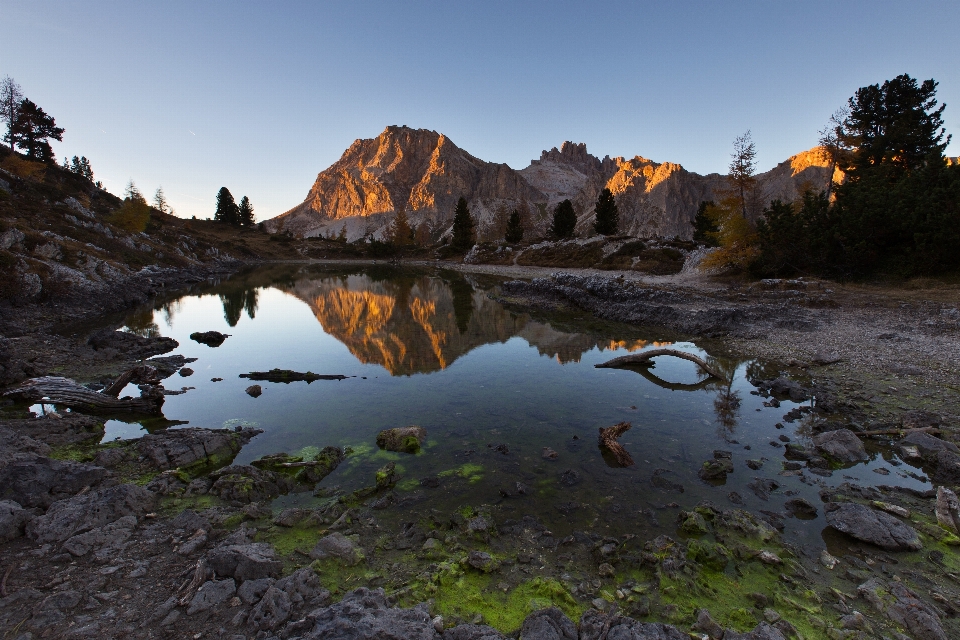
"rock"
209,465,293,503
579,609,688,640
825,502,921,551
441,624,506,640
819,550,838,569
275,567,329,607
376,426,427,454
466,551,498,572
757,551,782,565
179,367,194,377
598,562,615,577
146,354,197,378
784,498,817,519
245,385,262,398
541,447,559,460
757,377,811,402
747,478,779,501
783,443,812,461
61,514,137,557
650,469,684,493
812,429,868,463
811,351,842,365
722,622,789,639
677,510,708,535
0,500,32,541
858,578,947,640
237,577,274,605
186,579,236,615
421,476,440,488
901,409,941,430
26,484,155,544
310,532,365,566
295,586,438,639
931,449,960,485
697,458,733,484
519,606,577,640
189,331,229,347
936,486,960,534
871,500,910,518
0,457,109,509
87,329,178,359
900,430,958,459
248,585,291,631
136,427,260,471
745,459,764,470
693,609,725,640
559,469,581,486
207,542,282,581
467,516,489,534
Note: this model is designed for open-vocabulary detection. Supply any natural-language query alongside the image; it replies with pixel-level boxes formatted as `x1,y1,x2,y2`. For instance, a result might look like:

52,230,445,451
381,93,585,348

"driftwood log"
595,348,724,380
854,426,942,437
239,369,348,383
3,375,165,414
102,365,160,397
599,421,634,467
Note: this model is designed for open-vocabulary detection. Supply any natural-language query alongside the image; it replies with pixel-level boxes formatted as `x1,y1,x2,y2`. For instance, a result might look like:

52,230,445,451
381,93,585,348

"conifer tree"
388,205,413,245
0,76,23,152
504,209,524,243
214,187,239,224
593,188,619,235
153,187,170,215
451,196,475,250
729,131,757,218
9,99,63,162
551,199,576,239
238,196,255,226
692,200,718,245
338,224,348,242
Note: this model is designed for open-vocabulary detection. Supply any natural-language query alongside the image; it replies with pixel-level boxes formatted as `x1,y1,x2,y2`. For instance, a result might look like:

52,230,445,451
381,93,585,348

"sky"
2,1,958,221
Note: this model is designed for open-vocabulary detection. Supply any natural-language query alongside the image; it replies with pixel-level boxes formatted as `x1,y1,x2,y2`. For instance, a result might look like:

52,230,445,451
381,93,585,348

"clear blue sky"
3,1,958,221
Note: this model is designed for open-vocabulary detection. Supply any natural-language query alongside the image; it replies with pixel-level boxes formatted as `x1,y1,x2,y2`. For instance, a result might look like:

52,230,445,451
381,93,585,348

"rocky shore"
0,261,959,639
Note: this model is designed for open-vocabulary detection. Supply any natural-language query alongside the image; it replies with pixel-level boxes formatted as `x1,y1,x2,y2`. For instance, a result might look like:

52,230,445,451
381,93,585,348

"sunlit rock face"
283,274,528,375
266,126,545,239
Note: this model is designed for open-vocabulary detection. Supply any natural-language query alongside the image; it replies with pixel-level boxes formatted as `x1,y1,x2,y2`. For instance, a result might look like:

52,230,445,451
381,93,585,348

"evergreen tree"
692,200,719,245
214,187,239,224
593,188,619,235
9,98,64,162
451,196,475,251
237,196,255,226
728,131,757,218
505,209,524,243
551,199,577,239
0,76,23,152
388,206,413,245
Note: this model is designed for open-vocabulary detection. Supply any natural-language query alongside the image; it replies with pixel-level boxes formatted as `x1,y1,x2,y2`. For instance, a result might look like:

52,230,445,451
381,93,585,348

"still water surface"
114,265,927,546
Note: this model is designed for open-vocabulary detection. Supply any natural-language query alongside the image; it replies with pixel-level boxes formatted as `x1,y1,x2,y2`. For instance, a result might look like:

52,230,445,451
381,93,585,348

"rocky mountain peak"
531,141,604,174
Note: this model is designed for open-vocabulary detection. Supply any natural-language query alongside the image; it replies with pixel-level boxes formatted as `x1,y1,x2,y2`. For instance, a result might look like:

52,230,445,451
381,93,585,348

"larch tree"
153,187,170,215
728,130,757,218
0,76,23,151
593,188,619,235
451,196,475,250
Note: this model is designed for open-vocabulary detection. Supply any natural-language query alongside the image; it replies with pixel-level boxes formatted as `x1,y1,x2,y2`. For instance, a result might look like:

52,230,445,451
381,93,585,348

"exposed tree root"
594,348,724,380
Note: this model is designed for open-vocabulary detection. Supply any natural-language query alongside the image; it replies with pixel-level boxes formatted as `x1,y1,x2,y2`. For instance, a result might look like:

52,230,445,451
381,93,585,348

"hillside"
267,127,839,241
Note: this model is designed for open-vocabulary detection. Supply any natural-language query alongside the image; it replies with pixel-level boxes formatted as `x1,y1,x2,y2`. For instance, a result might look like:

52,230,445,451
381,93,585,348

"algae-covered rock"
251,446,344,484
466,550,498,573
209,465,294,504
377,426,427,454
936,486,960,534
520,606,577,640
310,532,365,566
698,452,734,483
135,426,261,472
825,502,921,551
677,510,709,536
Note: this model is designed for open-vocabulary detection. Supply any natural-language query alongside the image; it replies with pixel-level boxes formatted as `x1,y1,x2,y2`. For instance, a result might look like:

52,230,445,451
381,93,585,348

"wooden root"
595,348,724,380
3,375,165,414
599,421,635,467
854,426,942,437
102,365,160,397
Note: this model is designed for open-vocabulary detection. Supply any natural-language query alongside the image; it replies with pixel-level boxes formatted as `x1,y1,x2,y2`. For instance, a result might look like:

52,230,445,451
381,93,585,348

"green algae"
438,462,484,483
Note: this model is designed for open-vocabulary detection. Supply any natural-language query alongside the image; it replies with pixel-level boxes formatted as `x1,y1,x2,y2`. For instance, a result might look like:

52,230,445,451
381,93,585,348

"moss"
438,462,484,483
261,525,323,562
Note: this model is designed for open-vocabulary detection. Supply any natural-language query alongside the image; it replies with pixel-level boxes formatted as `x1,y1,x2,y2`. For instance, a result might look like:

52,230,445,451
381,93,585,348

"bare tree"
729,131,757,218
817,107,849,201
0,76,23,151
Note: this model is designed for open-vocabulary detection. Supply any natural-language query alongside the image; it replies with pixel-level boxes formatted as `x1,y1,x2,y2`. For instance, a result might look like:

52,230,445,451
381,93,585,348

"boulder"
26,484,155,544
931,449,960,485
248,585,292,631
275,567,330,607
466,550,498,572
209,465,293,504
376,426,427,454
237,577,275,605
186,579,236,615
245,385,262,398
812,429,868,463
519,607,577,640
207,542,282,582
698,451,734,483
442,624,506,640
0,456,109,509
901,431,959,460
0,500,32,541
297,587,438,639
579,609,689,639
189,331,229,347
858,578,947,640
936,486,960,534
784,498,818,519
309,532,365,566
825,502,921,551
135,427,261,471
88,329,178,358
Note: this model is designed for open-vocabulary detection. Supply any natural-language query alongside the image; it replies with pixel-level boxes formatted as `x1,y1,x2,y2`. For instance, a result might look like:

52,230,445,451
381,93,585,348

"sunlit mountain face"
277,271,671,375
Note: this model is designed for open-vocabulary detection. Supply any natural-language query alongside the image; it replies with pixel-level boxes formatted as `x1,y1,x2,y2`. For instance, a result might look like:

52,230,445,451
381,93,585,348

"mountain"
266,127,839,241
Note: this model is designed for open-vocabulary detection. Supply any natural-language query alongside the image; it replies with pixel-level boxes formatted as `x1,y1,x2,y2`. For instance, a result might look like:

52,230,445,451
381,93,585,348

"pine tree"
153,187,170,215
237,196,255,226
214,187,239,224
551,199,577,239
692,200,719,245
79,156,94,180
0,76,23,152
593,188,619,235
9,98,64,162
505,209,524,243
388,206,413,245
451,196,475,251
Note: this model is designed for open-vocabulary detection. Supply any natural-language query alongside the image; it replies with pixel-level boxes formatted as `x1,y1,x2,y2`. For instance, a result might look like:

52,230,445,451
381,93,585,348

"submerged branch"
598,421,634,467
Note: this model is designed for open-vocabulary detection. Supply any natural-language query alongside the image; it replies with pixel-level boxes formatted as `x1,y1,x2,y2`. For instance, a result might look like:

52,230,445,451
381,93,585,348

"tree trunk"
4,375,165,414
595,348,725,380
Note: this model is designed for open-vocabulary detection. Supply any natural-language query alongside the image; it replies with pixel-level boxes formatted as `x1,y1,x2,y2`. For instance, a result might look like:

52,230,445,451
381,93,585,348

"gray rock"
692,609,724,640
209,465,292,503
812,429,868,463
88,329,178,359
579,609,689,640
936,486,960,534
825,502,921,551
186,579,236,615
811,351,842,365
248,585,291,631
721,623,788,640
297,587,438,639
41,589,82,611
901,430,959,459
0,500,32,541
784,498,818,519
932,449,960,485
237,577,275,605
442,624,506,640
467,551,497,572
519,607,577,640
135,427,260,471
245,385,262,398
26,484,155,544
376,426,427,453
0,457,109,509
190,331,229,347
61,515,137,557
858,578,947,640
698,456,733,482
309,532,365,566
274,508,319,528
207,542,282,582
275,567,329,607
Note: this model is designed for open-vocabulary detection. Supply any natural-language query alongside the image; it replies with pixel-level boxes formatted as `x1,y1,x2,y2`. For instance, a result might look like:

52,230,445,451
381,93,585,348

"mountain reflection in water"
280,272,669,375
